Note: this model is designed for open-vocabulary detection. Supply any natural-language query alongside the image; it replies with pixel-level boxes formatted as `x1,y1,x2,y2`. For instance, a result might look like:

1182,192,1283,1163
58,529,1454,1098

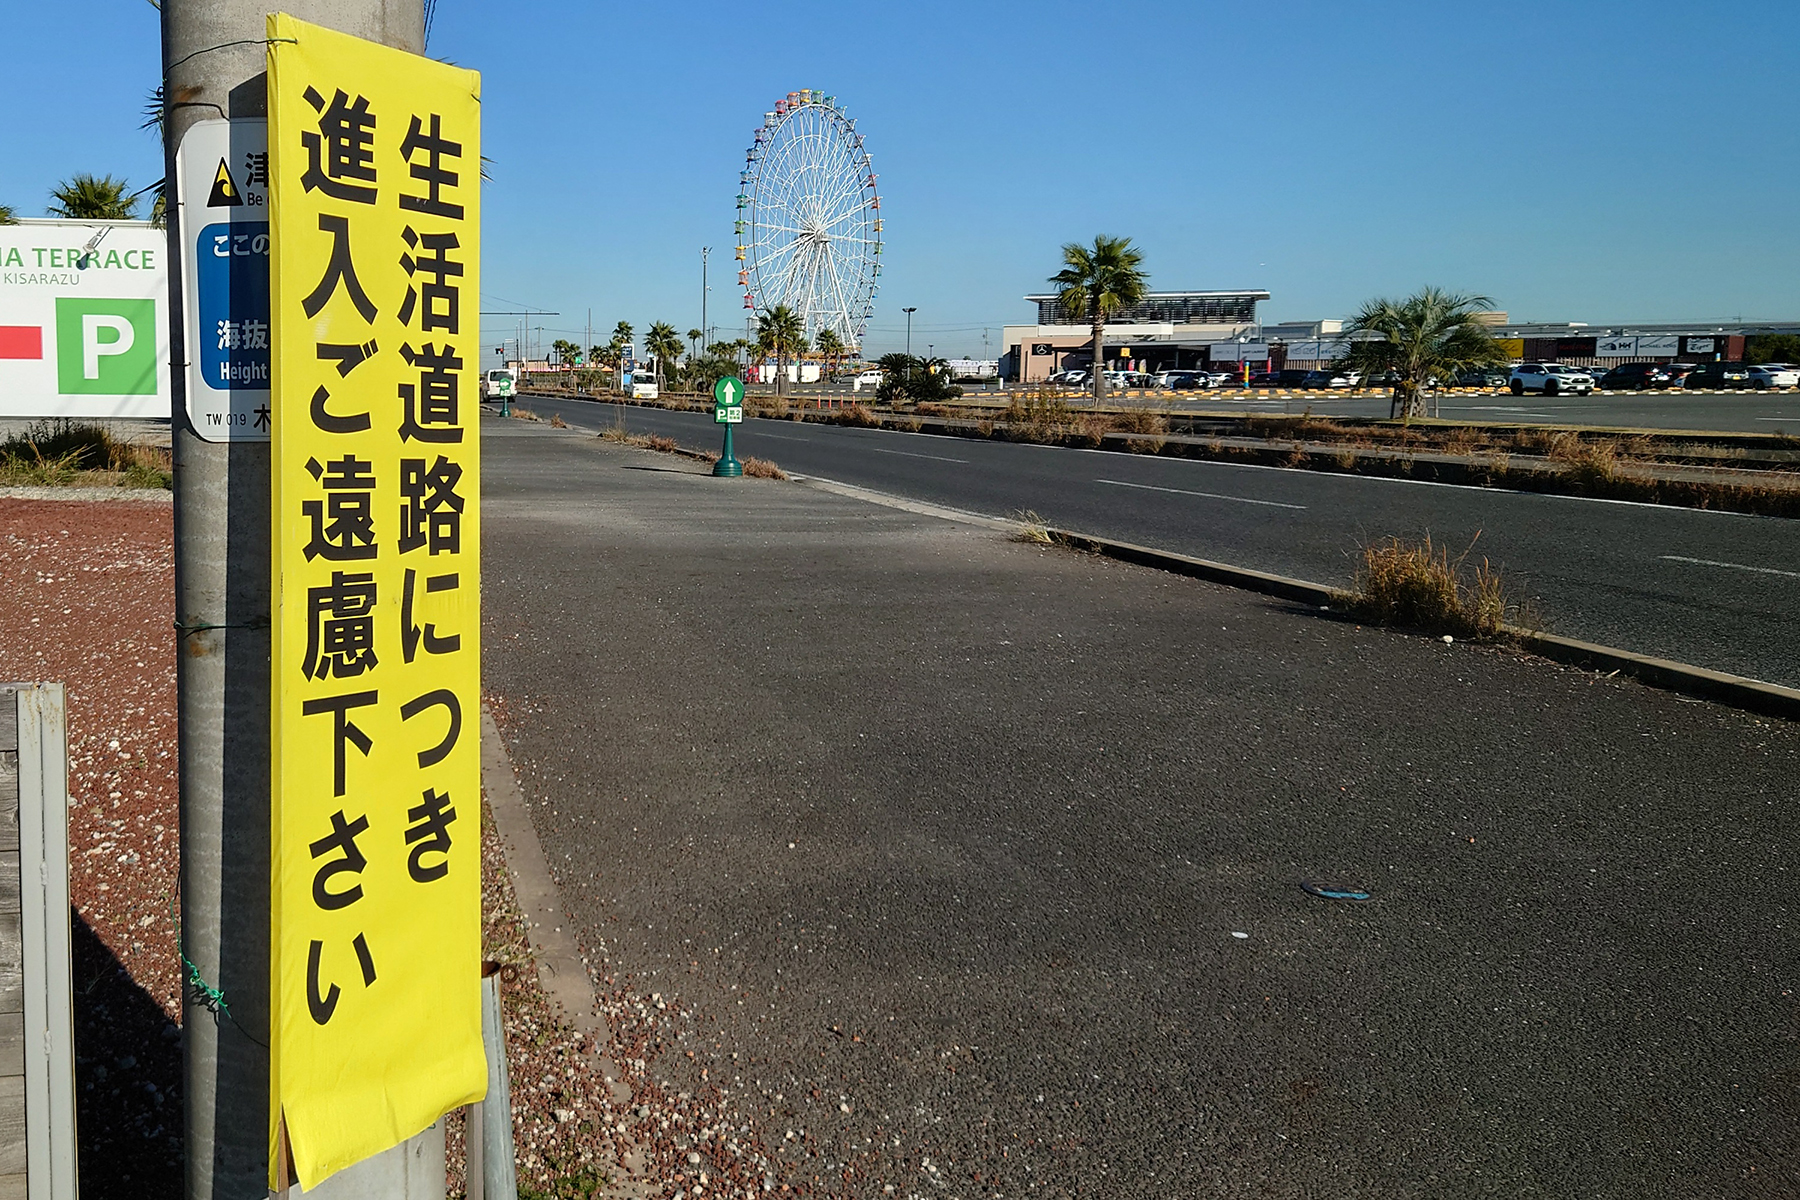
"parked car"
1662,363,1698,388
852,369,885,391
630,377,660,400
1596,362,1675,390
1747,364,1800,389
1248,372,1282,388
1053,369,1089,387
1156,370,1208,391
1202,371,1236,387
1454,367,1510,389
1508,363,1595,395
1103,370,1153,389
479,367,517,400
1682,361,1753,389
1302,368,1363,389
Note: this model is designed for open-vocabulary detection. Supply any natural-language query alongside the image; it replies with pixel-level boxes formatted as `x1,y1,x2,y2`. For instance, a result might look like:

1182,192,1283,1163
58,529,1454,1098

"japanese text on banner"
267,14,482,1190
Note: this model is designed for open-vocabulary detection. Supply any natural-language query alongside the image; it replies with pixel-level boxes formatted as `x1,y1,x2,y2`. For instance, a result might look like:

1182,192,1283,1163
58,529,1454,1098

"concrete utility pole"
700,246,709,351
162,3,426,1198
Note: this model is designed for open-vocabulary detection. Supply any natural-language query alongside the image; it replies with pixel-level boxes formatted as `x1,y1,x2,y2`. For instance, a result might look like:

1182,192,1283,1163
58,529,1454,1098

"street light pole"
701,246,710,350
903,306,917,385
161,2,426,1198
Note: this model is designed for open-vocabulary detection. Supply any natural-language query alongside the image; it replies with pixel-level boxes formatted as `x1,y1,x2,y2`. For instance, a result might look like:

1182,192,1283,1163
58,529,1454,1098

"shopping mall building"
999,291,1800,382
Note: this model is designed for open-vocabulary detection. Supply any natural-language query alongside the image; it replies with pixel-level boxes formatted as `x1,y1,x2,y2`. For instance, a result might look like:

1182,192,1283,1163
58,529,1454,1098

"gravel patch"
0,496,778,1197
0,498,182,1195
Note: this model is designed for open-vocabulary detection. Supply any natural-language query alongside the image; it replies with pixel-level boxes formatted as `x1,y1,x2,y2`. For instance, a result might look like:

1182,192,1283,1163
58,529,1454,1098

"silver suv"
1509,363,1595,396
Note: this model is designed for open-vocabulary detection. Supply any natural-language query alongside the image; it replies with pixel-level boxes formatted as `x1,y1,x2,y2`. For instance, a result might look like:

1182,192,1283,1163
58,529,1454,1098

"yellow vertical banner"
267,14,483,1189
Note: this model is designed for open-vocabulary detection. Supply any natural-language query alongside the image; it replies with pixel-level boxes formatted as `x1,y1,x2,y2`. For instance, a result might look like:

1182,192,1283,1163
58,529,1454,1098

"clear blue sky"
6,0,1798,358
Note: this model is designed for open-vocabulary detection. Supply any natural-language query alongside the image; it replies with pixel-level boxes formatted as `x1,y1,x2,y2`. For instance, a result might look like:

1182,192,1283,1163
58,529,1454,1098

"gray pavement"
515,396,1800,691
483,414,1800,1198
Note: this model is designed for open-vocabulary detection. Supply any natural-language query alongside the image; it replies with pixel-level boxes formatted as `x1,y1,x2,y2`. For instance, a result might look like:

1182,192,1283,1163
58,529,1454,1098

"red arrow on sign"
0,327,43,359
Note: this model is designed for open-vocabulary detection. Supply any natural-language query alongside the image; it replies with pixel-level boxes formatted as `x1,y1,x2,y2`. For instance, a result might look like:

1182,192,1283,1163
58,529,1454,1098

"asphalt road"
482,418,1800,1198
514,396,1800,690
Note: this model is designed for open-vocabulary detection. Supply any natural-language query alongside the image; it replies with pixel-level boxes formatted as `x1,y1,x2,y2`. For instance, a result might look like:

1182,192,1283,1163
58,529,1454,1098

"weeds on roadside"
511,408,540,421
516,1163,614,1200
824,403,880,428
1350,533,1527,639
549,414,568,428
0,420,171,488
747,395,789,419
742,456,788,480
1010,509,1055,545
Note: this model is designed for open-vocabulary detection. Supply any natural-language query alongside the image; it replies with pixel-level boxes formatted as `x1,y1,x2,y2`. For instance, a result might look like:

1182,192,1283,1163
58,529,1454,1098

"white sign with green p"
0,223,170,419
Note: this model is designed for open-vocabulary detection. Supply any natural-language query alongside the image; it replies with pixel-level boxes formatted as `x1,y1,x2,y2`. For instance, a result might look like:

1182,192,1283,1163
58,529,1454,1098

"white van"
480,368,516,400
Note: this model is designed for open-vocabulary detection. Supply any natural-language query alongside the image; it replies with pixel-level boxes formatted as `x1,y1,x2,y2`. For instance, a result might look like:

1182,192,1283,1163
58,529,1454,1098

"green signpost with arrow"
713,375,745,477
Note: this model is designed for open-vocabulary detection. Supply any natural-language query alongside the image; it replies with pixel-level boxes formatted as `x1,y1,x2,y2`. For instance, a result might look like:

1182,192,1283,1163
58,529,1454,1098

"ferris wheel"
736,90,882,348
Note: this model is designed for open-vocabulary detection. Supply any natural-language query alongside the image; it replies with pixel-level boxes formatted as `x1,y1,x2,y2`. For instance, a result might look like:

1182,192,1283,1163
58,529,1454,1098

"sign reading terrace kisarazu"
0,221,169,419
267,14,483,1189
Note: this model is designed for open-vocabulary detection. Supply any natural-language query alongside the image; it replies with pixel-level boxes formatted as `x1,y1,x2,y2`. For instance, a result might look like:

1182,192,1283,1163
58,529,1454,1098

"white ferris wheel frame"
738,91,882,348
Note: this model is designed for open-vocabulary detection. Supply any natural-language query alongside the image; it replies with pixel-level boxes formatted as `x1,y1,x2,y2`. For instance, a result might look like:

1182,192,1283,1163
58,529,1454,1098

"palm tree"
0,204,16,225
1049,235,1147,403
551,338,579,367
1339,288,1506,420
48,174,140,220
813,327,845,380
645,322,684,386
687,328,704,359
757,305,807,395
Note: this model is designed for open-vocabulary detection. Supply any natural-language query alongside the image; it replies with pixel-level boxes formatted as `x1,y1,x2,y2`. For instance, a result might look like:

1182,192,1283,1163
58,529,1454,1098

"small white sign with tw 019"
715,405,744,424
174,118,272,441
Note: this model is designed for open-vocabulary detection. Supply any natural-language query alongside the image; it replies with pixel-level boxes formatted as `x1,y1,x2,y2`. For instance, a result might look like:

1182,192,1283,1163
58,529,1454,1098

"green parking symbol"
56,298,157,395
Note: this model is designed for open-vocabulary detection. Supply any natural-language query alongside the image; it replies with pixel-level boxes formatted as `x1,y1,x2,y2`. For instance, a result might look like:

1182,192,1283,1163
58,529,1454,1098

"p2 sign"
176,118,273,439
0,222,169,419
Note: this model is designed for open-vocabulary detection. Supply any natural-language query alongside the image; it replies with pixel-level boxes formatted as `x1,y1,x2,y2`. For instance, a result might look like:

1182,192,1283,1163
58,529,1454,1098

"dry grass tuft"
645,434,680,453
548,414,568,428
1113,407,1167,436
1351,534,1524,639
742,456,788,480
1009,509,1055,545
510,407,540,421
747,395,789,418
1548,436,1620,483
0,420,171,488
824,403,880,427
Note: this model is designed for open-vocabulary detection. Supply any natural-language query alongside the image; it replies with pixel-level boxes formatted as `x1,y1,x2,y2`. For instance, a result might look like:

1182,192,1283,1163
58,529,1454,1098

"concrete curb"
0,486,173,502
1507,631,1800,722
479,706,639,1120
796,475,1800,724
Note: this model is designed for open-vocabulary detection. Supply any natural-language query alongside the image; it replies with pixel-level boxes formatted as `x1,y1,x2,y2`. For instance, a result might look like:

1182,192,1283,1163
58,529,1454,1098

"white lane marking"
1755,418,1795,423
1659,555,1800,579
864,446,970,463
1095,478,1307,510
